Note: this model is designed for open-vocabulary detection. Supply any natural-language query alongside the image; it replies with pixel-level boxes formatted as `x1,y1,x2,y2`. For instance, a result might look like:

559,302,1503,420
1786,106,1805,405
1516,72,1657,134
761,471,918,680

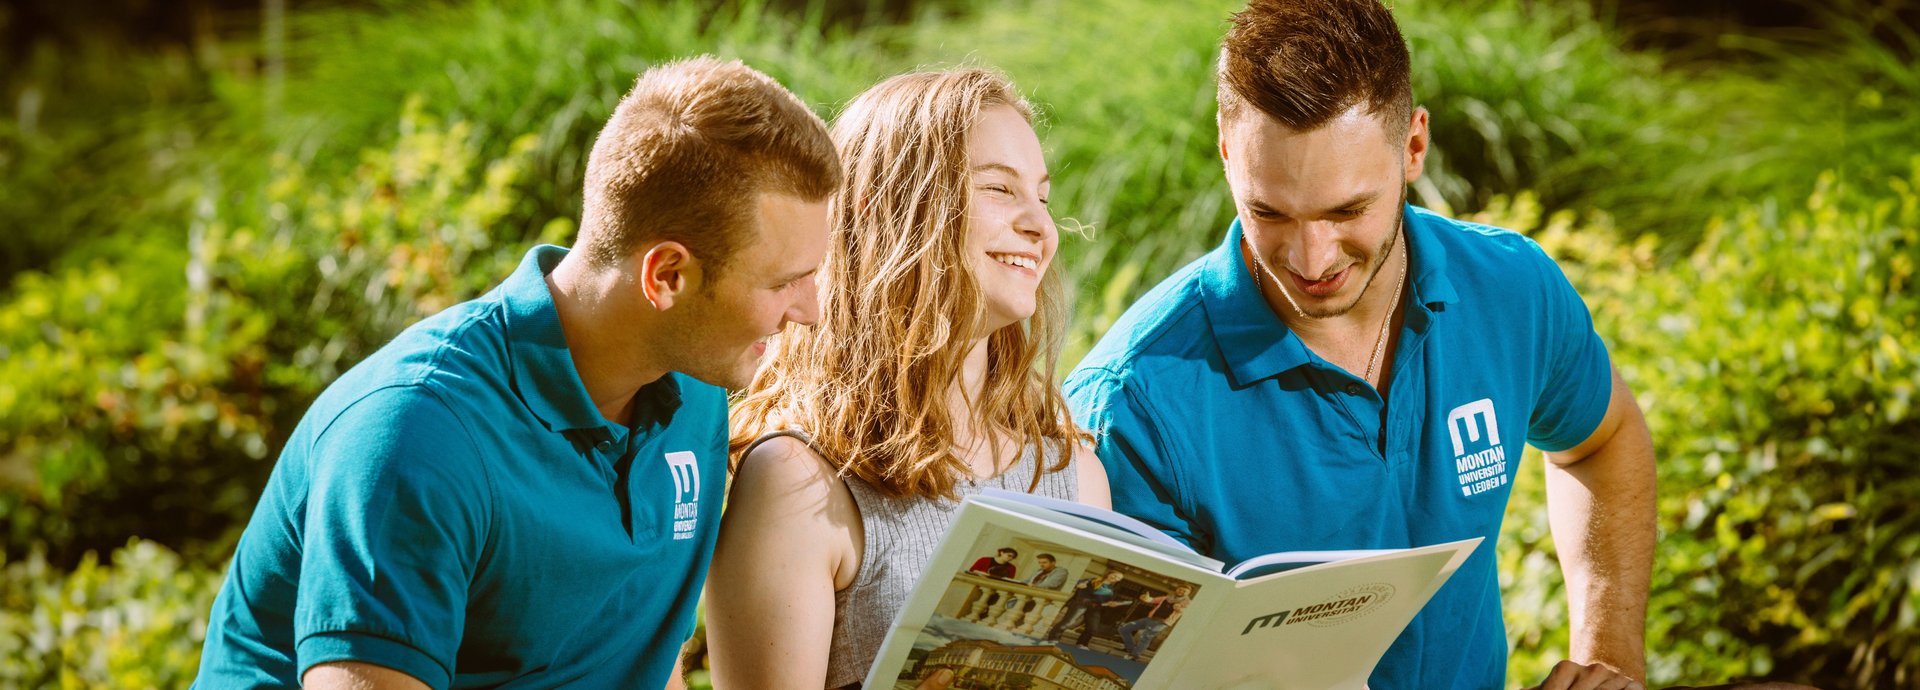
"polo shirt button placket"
1344,382,1365,396
595,439,613,453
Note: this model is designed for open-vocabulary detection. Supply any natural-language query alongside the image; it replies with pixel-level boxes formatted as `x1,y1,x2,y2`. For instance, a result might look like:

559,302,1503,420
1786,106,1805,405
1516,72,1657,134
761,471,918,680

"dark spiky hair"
1217,0,1413,137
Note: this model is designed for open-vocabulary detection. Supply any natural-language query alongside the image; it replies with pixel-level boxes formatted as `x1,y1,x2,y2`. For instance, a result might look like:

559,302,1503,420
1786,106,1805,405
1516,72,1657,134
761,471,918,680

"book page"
1164,538,1480,689
1225,549,1398,580
973,488,1221,570
863,499,1230,690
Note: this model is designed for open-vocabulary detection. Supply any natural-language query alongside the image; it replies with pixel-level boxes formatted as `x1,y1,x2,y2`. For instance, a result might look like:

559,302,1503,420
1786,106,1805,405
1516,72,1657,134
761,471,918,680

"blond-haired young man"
193,57,839,690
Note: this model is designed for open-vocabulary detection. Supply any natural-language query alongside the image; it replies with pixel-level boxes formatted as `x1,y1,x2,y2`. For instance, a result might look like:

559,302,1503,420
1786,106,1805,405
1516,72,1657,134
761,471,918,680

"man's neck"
1242,237,1410,385
547,256,670,427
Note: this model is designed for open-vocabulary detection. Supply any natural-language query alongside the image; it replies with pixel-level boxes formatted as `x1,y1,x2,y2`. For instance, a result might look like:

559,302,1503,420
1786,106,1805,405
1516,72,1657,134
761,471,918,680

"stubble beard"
1258,186,1407,321
667,287,762,393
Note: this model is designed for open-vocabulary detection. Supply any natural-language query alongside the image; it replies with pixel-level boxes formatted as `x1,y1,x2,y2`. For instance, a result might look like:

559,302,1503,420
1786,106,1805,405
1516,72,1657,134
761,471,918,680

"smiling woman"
707,68,1112,690
967,105,1058,329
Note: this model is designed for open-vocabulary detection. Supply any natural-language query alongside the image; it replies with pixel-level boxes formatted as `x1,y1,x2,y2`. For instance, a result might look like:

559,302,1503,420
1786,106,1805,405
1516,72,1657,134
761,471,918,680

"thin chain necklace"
1248,228,1407,386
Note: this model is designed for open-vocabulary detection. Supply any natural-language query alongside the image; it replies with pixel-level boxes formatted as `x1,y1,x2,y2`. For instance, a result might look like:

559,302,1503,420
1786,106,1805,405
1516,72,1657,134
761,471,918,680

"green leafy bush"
0,540,223,690
1495,159,1920,687
0,100,550,564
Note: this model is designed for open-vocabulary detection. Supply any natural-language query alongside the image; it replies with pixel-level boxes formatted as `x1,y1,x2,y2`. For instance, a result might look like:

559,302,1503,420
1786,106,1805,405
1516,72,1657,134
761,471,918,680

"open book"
861,489,1480,690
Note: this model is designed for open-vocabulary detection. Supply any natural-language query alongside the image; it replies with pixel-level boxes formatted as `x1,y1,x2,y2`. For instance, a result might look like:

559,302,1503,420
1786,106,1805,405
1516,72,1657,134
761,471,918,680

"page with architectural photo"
863,500,1230,690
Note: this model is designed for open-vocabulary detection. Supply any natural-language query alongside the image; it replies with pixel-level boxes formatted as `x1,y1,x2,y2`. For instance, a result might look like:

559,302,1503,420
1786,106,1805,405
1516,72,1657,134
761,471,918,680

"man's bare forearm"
1545,374,1657,680
303,662,432,690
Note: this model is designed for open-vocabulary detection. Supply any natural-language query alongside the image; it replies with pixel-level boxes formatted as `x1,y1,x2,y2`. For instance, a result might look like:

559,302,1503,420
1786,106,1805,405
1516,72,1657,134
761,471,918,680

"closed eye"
773,273,812,290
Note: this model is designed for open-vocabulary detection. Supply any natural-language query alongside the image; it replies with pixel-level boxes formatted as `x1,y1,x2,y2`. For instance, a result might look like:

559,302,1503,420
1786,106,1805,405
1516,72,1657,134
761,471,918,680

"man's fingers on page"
1529,659,1592,690
1578,673,1638,690
1573,661,1644,690
1528,659,1643,690
914,668,955,690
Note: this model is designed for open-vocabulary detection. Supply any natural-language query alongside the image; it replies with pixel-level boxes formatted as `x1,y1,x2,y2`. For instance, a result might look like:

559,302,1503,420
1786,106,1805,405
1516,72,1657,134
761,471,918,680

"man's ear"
638,241,698,311
1217,116,1230,162
1404,106,1431,183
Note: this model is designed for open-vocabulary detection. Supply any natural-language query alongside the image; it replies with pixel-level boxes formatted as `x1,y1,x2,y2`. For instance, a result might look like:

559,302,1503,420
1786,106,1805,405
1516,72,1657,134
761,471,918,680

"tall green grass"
273,0,916,248
1401,0,1919,249
0,35,255,286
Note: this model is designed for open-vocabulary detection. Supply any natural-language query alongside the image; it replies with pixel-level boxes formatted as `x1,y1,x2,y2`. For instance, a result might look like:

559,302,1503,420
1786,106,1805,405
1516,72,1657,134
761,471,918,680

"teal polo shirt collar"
1200,206,1460,388
1403,205,1461,308
499,245,682,438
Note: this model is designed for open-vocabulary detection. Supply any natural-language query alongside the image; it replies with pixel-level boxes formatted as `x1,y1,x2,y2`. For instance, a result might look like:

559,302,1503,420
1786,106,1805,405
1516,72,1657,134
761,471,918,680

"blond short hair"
578,57,840,273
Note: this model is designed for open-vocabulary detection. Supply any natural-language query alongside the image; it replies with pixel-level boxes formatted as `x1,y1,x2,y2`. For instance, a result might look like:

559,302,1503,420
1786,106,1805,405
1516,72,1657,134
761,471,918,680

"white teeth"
990,253,1037,271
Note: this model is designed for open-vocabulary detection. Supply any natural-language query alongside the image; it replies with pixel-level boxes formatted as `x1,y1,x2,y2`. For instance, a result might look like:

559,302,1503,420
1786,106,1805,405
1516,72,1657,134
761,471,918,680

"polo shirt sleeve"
1522,243,1615,452
1065,368,1207,552
294,386,490,690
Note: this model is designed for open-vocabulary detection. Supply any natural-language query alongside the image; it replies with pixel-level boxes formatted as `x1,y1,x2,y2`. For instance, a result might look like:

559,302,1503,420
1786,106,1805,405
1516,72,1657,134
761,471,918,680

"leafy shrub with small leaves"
0,540,223,690
0,100,551,564
1494,159,1920,687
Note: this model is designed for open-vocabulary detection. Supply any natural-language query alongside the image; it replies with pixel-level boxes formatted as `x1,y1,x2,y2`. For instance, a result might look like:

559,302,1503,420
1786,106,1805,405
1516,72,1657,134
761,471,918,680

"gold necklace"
1248,229,1407,386
1362,241,1406,384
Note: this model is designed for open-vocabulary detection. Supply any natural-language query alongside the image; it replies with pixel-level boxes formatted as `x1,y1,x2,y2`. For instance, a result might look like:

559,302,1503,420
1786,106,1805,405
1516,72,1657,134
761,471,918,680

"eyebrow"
1247,190,1380,217
971,162,1051,186
773,266,819,285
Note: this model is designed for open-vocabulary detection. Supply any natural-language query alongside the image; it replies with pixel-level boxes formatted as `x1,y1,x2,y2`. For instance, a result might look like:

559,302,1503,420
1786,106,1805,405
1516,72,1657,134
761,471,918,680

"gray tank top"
741,429,1079,689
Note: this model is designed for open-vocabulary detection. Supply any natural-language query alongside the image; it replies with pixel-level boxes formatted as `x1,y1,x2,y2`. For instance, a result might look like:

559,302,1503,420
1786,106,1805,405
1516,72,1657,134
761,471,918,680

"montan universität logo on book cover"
1240,582,1397,635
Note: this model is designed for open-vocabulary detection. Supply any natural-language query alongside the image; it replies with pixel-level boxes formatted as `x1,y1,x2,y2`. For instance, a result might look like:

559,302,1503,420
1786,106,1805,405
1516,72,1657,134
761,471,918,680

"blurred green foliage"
0,540,222,690
0,0,1915,688
0,36,244,287
0,95,553,565
1511,160,1920,688
1492,159,1920,687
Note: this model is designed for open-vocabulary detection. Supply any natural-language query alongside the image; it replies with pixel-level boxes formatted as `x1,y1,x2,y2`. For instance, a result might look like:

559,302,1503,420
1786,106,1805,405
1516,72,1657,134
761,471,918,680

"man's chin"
1295,294,1365,320
716,367,757,393
678,361,758,392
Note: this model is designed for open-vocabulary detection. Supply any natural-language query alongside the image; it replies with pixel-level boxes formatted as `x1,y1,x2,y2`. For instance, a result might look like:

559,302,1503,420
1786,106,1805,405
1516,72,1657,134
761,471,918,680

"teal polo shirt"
1065,206,1614,689
194,245,728,689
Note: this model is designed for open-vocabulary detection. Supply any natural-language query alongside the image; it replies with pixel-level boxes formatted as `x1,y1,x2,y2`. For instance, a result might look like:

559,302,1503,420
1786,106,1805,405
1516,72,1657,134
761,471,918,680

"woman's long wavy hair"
729,68,1086,499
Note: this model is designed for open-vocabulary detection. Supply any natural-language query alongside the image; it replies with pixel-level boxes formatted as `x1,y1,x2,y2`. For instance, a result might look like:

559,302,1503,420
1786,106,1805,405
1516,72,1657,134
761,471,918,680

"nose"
787,274,821,326
1012,195,1054,242
1287,219,1343,279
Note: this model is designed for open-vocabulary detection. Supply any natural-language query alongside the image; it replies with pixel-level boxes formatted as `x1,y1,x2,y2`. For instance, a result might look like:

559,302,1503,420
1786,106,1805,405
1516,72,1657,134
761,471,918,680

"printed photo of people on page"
886,524,1200,690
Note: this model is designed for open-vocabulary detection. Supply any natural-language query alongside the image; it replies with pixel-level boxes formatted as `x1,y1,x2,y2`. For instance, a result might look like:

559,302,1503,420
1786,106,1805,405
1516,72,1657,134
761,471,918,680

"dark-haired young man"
1027,553,1068,590
1066,1,1657,688
193,58,840,690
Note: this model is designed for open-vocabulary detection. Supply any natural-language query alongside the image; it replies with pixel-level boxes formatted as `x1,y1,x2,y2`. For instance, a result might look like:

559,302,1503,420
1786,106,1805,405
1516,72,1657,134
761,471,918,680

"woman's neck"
947,335,1001,477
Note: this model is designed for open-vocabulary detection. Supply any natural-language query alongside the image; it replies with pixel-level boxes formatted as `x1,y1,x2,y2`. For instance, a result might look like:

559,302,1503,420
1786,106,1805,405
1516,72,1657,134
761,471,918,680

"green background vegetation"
2,0,1914,687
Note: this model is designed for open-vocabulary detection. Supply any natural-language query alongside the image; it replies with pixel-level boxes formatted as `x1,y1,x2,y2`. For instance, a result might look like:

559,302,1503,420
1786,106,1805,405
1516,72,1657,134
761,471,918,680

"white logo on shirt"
1447,399,1508,497
665,451,700,540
